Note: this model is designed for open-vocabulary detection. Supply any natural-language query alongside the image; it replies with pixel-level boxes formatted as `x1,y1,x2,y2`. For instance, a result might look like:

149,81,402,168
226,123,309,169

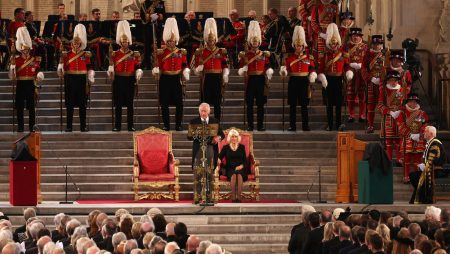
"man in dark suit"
349,228,371,254
339,226,362,254
330,226,352,254
188,102,224,204
301,212,324,254
97,219,116,252
322,221,344,254
367,233,384,254
288,207,314,254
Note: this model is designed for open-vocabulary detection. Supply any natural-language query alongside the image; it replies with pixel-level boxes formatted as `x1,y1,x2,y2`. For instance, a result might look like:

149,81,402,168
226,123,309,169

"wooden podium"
336,132,367,203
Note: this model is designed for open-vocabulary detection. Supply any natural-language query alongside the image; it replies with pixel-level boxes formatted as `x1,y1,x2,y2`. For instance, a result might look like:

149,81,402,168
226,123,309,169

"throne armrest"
168,152,179,176
133,159,140,181
254,159,260,179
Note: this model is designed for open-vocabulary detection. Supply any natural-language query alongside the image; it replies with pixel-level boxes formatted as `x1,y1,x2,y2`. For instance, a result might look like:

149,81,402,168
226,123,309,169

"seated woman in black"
217,129,248,202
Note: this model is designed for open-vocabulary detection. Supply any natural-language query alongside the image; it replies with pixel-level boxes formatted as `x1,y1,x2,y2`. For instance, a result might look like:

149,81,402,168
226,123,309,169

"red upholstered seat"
133,127,180,201
214,128,260,202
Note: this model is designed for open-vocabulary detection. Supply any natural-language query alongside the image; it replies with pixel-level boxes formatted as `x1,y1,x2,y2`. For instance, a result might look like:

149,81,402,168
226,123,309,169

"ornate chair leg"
174,184,180,201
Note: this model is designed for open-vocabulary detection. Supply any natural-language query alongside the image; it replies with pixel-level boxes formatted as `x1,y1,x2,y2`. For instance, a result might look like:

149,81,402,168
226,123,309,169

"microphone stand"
59,165,81,204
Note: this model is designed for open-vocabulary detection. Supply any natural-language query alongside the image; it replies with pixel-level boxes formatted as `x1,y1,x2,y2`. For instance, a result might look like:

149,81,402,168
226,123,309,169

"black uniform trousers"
325,76,343,130
202,73,223,120
159,74,183,128
246,75,266,129
65,74,87,130
288,76,310,129
113,75,136,129
15,80,35,131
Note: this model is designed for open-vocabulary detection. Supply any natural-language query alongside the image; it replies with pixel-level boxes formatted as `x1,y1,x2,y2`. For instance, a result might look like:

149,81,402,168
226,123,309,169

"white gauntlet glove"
346,70,354,81
238,65,248,76
152,67,160,76
371,77,380,85
418,163,425,171
88,70,95,84
182,68,190,81
194,65,204,76
57,63,64,77
309,72,317,83
222,68,230,83
107,65,114,78
279,66,288,77
36,72,44,82
8,64,16,79
318,73,328,88
135,69,143,81
266,68,274,81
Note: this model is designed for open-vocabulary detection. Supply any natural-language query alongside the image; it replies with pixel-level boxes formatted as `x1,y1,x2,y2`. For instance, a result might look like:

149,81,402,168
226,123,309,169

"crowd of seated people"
0,207,230,254
289,205,450,254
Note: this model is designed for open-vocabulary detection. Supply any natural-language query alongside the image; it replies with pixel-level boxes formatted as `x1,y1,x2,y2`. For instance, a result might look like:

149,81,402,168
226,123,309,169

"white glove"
266,68,274,81
279,66,288,77
349,62,361,70
389,110,401,119
371,77,380,85
410,133,420,142
57,63,64,77
152,67,160,76
151,13,159,22
183,68,190,81
418,163,425,171
238,65,248,76
309,72,317,83
135,69,143,81
107,65,114,79
36,72,44,82
8,64,16,79
194,64,204,76
307,16,312,21
222,68,230,83
318,73,327,88
320,33,327,40
88,70,95,84
346,70,354,81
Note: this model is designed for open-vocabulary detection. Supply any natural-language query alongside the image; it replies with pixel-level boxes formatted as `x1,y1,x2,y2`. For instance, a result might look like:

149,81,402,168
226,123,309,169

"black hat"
386,70,401,80
371,35,384,44
340,11,355,21
368,210,381,221
349,28,363,36
390,50,404,61
406,93,420,103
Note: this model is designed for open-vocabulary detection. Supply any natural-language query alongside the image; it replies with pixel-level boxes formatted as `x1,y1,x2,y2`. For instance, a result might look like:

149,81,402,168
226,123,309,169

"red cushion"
138,173,175,181
137,133,169,174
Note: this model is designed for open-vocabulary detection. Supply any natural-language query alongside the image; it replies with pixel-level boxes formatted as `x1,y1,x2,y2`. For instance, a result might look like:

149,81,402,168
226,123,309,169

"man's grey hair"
53,213,65,227
205,244,223,254
124,239,138,254
198,103,210,113
66,219,81,237
197,241,212,254
425,206,441,221
164,242,179,254
30,222,45,240
85,246,100,254
23,208,36,221
149,235,163,250
37,236,52,254
0,230,13,241
42,242,56,254
2,242,21,254
112,232,127,250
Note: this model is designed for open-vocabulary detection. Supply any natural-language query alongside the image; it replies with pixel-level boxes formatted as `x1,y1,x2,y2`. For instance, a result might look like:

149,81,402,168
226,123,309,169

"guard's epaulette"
264,51,271,57
220,48,227,54
180,48,187,55
133,51,140,57
195,48,203,55
156,49,164,55
84,51,92,58
238,51,246,59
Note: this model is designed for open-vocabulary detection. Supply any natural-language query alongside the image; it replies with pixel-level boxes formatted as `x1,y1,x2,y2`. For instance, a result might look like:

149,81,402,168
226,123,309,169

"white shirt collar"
202,117,209,123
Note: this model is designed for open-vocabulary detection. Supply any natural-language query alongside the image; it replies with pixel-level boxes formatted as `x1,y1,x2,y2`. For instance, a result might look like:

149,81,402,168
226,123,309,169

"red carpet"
76,199,300,204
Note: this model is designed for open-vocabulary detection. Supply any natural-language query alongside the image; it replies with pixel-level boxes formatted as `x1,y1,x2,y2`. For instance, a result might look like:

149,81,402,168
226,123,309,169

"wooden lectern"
336,132,367,203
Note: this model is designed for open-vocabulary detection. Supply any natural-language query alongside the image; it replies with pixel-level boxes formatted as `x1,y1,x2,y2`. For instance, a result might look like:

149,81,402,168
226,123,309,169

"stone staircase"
0,70,448,254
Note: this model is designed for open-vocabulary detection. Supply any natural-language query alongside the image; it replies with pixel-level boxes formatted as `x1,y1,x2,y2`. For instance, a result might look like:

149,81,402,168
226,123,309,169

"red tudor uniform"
14,55,41,131
396,95,428,181
62,49,93,131
361,35,385,132
345,28,368,121
156,47,188,129
311,1,338,66
223,20,245,50
377,71,406,161
389,50,413,95
111,49,141,130
298,0,314,44
194,47,228,119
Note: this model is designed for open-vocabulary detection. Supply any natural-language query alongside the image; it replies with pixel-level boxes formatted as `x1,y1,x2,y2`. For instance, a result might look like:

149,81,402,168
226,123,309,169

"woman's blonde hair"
227,129,241,143
323,222,334,242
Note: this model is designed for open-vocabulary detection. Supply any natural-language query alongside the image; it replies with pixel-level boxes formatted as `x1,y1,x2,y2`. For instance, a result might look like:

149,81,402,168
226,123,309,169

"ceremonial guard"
389,50,413,95
57,24,95,132
310,0,338,67
317,23,353,131
107,20,143,132
344,28,367,122
9,27,44,132
361,35,385,133
298,0,314,45
223,9,245,68
377,70,406,161
410,126,446,204
152,18,190,131
280,26,317,131
193,18,230,120
396,93,428,183
238,21,274,131
7,8,25,48
338,11,355,44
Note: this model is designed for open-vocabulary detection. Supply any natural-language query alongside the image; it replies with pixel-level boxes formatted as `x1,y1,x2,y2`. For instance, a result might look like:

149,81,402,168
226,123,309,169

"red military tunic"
157,47,187,74
285,52,315,75
62,50,93,74
311,2,338,63
339,27,350,45
319,49,349,76
377,83,406,138
7,21,24,48
194,47,228,72
397,107,428,153
345,41,368,117
222,20,245,50
112,50,141,76
389,66,413,95
239,50,271,75
15,55,41,80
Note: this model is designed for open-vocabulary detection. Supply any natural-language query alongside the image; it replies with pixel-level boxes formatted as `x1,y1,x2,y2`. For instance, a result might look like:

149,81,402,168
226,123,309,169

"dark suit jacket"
301,227,324,254
63,245,75,254
51,230,65,243
92,231,103,245
288,223,310,254
99,236,113,252
25,247,38,254
322,236,340,254
13,225,26,242
339,243,359,254
329,240,352,254
348,244,369,254
189,116,224,168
